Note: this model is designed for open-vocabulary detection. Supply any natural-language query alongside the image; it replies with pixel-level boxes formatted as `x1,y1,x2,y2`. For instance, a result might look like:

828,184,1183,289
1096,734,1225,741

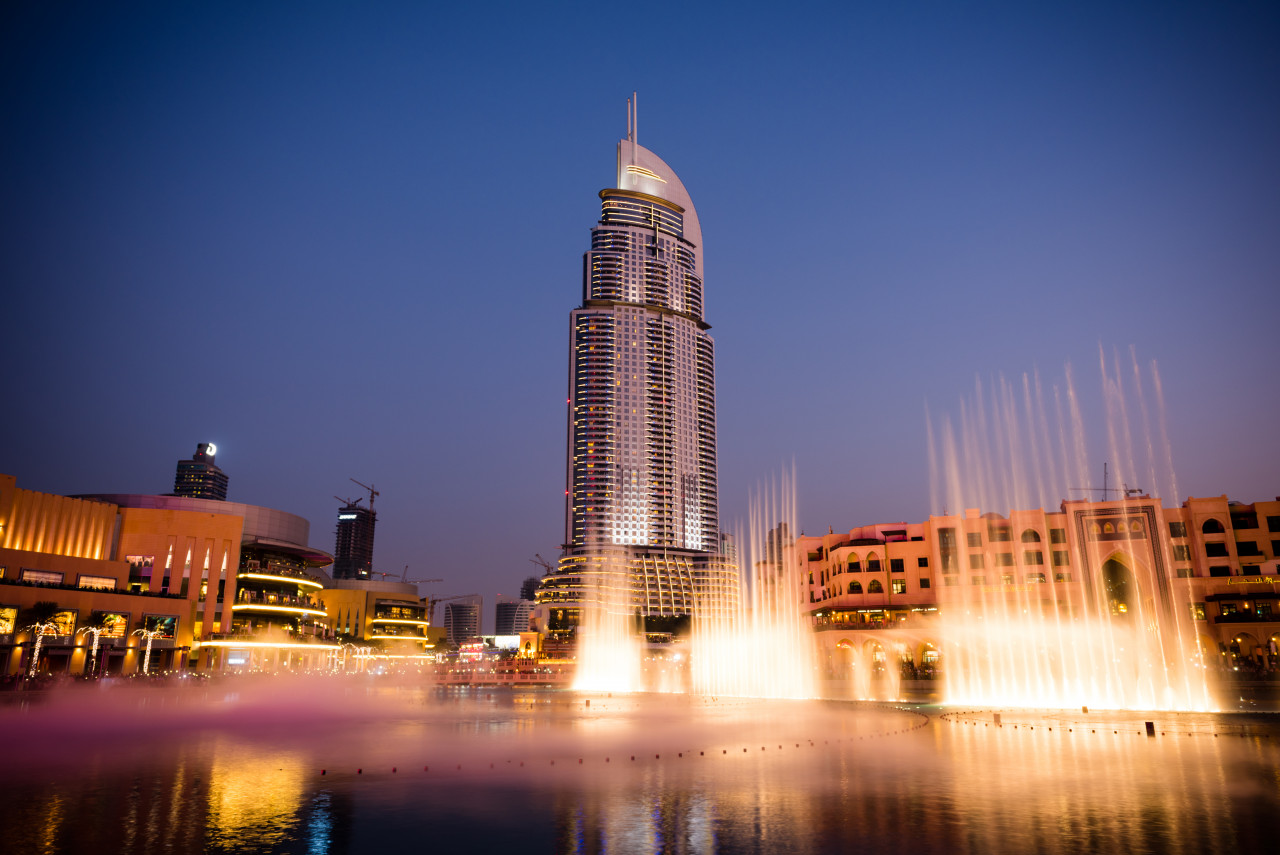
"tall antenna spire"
626,96,632,141
631,91,638,166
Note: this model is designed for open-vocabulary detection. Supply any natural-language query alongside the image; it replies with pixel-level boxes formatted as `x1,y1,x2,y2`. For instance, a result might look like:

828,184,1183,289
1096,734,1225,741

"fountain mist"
691,468,817,699
571,551,644,693
571,469,818,699
928,351,1213,710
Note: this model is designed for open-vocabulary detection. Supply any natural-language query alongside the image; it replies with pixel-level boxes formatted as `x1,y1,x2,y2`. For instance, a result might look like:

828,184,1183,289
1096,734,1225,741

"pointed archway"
1100,557,1138,620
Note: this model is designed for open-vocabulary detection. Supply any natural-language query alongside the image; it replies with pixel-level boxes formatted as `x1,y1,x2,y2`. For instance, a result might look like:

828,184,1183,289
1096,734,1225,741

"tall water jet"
691,469,817,699
571,550,643,692
928,353,1214,711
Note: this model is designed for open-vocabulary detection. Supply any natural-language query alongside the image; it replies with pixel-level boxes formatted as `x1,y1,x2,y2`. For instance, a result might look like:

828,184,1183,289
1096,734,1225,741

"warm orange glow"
239,572,323,589
230,604,327,617
196,640,341,650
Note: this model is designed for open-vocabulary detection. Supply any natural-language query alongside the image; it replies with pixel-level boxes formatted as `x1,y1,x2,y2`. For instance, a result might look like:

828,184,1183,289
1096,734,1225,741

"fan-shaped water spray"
928,351,1214,710
572,469,818,698
691,469,817,698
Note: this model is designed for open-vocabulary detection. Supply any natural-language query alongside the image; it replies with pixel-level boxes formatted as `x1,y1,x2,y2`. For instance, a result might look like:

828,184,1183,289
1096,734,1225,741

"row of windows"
817,522,1276,579
1191,541,1276,559
1197,516,1280,534
951,528,1069,547
815,577,924,598
926,518,1277,551
962,551,1065,569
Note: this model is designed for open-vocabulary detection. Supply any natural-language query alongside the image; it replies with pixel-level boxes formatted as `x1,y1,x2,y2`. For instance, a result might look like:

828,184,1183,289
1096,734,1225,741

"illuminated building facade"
543,100,738,623
798,494,1280,674
173,442,228,501
317,578,438,656
0,472,341,675
0,474,202,675
76,492,337,671
332,500,376,580
494,595,535,635
443,596,481,645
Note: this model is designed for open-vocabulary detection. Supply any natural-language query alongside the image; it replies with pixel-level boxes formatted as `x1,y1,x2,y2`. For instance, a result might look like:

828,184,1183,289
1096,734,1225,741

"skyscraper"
494,595,535,636
173,442,228,500
443,597,482,645
519,575,540,602
332,500,376,580
543,100,738,623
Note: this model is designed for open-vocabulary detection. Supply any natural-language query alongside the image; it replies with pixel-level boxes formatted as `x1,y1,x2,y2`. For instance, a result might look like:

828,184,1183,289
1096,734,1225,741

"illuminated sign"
206,443,217,455
338,513,358,520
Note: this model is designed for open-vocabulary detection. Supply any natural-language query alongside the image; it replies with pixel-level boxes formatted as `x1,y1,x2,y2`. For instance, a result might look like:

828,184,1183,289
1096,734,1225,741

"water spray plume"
929,353,1212,710
691,464,816,699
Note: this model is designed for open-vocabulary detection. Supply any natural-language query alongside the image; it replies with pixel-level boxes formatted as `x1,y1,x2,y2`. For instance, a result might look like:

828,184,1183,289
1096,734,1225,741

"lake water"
3,679,1276,854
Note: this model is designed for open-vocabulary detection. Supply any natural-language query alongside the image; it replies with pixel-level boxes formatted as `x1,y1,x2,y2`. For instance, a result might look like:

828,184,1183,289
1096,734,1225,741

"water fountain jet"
928,354,1214,711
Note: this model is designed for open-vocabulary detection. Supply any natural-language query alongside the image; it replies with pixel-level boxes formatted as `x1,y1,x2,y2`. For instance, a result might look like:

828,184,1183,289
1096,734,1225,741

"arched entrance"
1230,632,1261,668
832,638,855,677
1100,557,1137,619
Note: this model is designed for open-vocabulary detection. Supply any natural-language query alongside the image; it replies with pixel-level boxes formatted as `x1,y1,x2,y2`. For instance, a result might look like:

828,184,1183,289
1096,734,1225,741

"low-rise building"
316,577,442,663
798,494,1280,678
0,473,341,676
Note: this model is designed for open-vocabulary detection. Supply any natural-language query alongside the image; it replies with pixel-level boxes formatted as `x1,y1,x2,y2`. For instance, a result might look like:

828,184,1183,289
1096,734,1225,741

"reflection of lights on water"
208,751,306,846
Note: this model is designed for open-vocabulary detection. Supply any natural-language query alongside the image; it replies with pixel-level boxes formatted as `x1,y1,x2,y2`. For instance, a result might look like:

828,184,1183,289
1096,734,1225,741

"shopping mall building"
799,493,1280,676
0,474,434,676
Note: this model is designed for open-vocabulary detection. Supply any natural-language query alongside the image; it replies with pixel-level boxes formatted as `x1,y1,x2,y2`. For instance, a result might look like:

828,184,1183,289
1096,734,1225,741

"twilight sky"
3,1,1277,628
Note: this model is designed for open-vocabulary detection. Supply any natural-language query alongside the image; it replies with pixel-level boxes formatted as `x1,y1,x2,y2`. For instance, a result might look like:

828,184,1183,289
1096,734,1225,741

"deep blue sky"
4,2,1277,626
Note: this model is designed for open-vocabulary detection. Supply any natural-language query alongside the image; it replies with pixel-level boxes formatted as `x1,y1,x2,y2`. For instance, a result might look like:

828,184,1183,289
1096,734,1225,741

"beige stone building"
799,494,1280,677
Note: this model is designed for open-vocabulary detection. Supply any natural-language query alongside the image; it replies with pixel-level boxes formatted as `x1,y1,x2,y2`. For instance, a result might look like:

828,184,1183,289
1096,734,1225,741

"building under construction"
333,480,378,580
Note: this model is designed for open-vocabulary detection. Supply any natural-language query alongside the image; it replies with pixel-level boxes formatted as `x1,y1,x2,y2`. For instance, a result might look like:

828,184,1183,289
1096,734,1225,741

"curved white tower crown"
616,140,704,281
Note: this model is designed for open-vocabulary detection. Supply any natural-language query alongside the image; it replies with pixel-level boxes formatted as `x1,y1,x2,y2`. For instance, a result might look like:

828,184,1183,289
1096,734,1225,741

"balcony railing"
236,592,321,609
1213,613,1278,625
812,612,938,632
205,630,333,645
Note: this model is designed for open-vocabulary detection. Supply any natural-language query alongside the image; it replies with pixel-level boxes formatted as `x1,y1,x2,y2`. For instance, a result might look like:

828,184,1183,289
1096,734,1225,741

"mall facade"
799,493,1280,675
0,474,436,676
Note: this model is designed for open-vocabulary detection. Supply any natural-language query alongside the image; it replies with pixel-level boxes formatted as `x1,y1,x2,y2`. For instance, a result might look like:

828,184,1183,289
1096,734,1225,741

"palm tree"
21,601,61,678
77,612,115,676
132,627,164,675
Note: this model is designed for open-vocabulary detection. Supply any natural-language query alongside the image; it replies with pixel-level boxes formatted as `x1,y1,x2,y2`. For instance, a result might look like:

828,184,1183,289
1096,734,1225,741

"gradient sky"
4,1,1277,630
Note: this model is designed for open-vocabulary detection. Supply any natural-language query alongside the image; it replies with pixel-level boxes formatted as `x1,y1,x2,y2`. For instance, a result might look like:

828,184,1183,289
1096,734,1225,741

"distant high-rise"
519,575,540,602
494,595,534,636
332,500,376,580
173,443,228,500
542,98,738,622
443,597,482,644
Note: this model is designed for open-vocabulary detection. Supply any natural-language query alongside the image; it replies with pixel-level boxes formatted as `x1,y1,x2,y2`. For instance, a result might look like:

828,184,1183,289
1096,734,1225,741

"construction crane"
401,565,443,585
430,593,479,607
1070,463,1144,499
426,592,480,625
333,494,362,507
529,554,556,575
350,478,379,510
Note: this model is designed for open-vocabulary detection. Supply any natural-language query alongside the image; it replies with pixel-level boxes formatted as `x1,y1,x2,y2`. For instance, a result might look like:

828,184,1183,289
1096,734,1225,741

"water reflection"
1,689,1275,854
206,746,308,849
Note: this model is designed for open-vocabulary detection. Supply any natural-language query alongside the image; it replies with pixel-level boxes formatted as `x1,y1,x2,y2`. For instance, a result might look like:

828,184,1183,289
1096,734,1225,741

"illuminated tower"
173,442,228,501
333,500,376,580
547,98,736,622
